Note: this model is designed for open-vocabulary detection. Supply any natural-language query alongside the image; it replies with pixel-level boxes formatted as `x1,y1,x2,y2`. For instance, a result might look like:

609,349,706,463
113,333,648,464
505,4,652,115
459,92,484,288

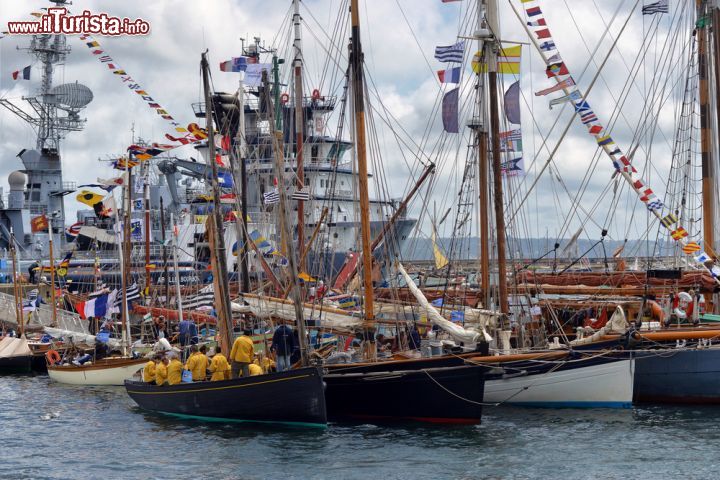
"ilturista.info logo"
6,8,150,36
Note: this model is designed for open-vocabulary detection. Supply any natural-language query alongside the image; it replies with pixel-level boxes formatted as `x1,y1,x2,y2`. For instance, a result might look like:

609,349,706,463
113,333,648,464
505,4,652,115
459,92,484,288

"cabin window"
311,145,319,163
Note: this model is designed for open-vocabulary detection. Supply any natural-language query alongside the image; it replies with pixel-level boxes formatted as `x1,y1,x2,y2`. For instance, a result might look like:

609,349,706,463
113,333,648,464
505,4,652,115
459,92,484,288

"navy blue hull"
633,349,720,404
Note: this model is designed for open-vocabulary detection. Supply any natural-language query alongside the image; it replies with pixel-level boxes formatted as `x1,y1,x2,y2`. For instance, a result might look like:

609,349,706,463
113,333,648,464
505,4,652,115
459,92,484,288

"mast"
9,230,22,336
699,0,716,251
48,220,58,326
264,70,310,366
120,165,133,353
293,0,307,272
143,161,152,296
485,0,509,313
238,75,251,293
475,1,491,309
350,0,375,324
171,213,185,327
201,51,234,355
160,196,170,305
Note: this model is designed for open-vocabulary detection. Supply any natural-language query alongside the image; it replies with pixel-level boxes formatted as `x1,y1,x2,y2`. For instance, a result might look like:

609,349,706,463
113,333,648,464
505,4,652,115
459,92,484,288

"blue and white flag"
263,188,280,205
219,57,248,72
642,0,668,14
434,41,465,63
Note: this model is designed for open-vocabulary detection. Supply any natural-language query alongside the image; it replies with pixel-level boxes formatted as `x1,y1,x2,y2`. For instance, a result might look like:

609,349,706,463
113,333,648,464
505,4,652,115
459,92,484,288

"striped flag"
660,213,678,227
291,188,311,201
183,285,215,310
434,41,465,63
437,66,461,83
263,188,280,205
113,283,141,308
580,110,598,124
642,0,669,14
682,242,701,254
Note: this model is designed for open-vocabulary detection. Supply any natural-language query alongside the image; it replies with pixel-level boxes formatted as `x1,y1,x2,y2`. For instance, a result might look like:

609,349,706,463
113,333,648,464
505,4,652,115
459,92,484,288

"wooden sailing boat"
124,51,327,428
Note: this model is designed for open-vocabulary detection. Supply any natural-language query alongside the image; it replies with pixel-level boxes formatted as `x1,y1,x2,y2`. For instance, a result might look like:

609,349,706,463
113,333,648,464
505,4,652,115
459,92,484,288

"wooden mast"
160,196,170,304
486,0,509,313
201,51,234,355
143,160,152,297
698,0,715,252
293,0,307,272
476,3,491,309
264,70,310,366
350,0,375,325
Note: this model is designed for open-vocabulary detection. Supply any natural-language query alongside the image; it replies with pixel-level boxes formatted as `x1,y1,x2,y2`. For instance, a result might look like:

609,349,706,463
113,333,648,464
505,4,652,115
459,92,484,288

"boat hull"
324,364,485,424
47,358,146,385
125,366,327,428
0,355,32,374
634,348,720,404
484,356,634,408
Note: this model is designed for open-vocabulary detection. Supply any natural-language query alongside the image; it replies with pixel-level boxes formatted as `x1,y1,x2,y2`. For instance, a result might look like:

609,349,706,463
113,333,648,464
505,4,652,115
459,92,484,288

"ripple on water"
3,376,720,479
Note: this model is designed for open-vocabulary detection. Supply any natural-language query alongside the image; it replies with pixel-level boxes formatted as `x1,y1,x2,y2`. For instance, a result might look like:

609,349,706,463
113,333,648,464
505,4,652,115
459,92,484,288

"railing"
0,290,88,334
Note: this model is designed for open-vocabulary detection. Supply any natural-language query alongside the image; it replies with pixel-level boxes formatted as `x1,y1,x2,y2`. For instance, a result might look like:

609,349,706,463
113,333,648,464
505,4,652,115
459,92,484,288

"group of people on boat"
142,323,302,385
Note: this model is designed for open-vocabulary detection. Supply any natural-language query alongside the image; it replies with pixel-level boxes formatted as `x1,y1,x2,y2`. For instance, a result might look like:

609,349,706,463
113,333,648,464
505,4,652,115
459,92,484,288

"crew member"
155,356,169,386
143,355,158,383
209,345,230,381
185,345,209,382
230,329,254,378
167,354,183,385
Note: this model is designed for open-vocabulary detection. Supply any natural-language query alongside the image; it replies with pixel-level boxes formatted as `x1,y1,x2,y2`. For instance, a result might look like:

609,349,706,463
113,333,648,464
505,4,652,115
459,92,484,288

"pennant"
527,19,547,26
504,81,521,124
695,251,711,263
546,62,569,78
671,227,688,240
442,87,459,133
682,242,701,254
501,157,525,175
660,213,678,227
535,29,552,39
535,77,575,96
434,41,465,63
437,67,461,83
596,135,614,146
548,90,581,109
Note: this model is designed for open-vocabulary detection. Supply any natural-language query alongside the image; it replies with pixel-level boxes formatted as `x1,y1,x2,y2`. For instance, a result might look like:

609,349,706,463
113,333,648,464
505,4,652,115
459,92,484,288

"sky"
0,0,701,256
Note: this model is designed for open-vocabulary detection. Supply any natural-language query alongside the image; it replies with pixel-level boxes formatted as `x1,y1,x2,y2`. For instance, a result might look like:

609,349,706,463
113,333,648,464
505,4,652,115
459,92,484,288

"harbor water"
2,375,720,479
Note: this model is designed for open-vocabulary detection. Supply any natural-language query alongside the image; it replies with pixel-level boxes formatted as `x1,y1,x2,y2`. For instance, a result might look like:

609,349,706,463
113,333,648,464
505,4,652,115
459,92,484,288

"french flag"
76,293,109,320
437,67,461,84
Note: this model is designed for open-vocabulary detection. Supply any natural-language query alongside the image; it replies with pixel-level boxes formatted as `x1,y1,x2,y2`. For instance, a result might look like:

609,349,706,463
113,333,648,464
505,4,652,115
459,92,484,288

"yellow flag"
472,45,522,75
431,228,449,270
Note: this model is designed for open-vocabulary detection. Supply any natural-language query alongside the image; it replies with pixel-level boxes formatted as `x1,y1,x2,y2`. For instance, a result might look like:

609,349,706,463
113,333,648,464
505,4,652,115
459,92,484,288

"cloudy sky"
0,0,700,257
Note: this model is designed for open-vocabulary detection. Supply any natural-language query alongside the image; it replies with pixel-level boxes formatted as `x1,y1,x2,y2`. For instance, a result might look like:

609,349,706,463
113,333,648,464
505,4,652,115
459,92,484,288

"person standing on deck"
185,345,209,381
209,345,230,381
167,354,183,385
271,323,295,372
230,329,254,378
155,356,169,386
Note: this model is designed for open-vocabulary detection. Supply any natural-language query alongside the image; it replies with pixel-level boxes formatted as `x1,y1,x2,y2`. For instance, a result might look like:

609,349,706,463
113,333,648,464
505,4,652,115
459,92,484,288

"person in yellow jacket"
142,355,158,383
155,356,169,386
184,345,209,382
209,345,231,381
167,354,183,385
248,363,263,376
229,329,254,378
253,355,276,373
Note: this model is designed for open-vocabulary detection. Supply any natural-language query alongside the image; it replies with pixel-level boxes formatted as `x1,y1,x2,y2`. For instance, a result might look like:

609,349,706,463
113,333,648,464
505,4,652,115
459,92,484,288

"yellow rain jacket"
142,360,156,383
167,358,183,385
155,362,168,386
185,352,209,381
230,335,254,363
209,353,231,381
248,363,263,376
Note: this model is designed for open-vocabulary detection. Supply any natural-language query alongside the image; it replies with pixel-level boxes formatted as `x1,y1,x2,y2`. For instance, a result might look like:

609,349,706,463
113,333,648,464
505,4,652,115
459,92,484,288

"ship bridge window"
311,145,319,163
326,143,350,164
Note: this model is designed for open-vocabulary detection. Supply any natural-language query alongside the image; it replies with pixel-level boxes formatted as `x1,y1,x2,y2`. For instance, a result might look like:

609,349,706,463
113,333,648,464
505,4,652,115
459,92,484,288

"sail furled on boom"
515,0,720,281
